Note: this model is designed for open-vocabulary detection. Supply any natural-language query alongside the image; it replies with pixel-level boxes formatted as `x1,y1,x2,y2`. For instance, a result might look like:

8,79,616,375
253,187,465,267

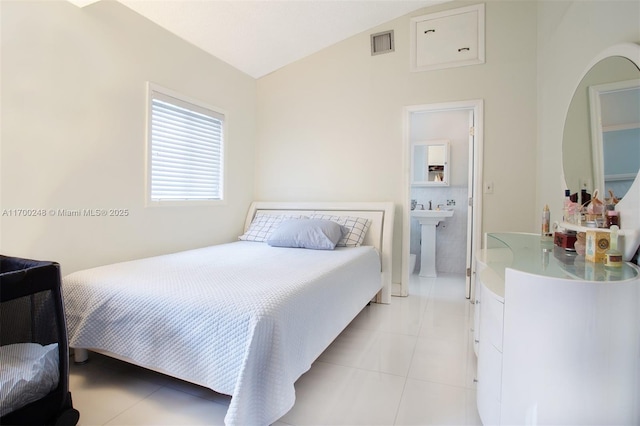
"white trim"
147,82,226,117
144,82,228,207
603,122,640,132
606,173,637,182
589,78,640,195
402,100,484,299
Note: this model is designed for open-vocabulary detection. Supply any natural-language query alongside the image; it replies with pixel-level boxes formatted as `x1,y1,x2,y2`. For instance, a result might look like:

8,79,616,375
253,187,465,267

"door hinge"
468,197,473,207
469,126,475,136
466,267,471,277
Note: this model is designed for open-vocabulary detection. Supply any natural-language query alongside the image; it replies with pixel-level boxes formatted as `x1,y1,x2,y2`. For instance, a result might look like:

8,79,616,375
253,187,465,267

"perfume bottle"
604,225,623,268
541,204,550,236
606,210,620,229
563,189,572,223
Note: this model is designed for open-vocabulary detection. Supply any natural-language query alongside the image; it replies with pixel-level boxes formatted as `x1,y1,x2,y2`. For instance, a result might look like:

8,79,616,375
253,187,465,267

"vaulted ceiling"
70,0,449,78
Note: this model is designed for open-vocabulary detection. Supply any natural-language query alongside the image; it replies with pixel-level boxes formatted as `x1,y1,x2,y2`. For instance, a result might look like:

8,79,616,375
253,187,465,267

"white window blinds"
148,86,224,202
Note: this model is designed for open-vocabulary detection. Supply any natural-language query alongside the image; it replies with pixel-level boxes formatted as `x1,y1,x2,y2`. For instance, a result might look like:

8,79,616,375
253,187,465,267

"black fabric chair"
1,255,79,426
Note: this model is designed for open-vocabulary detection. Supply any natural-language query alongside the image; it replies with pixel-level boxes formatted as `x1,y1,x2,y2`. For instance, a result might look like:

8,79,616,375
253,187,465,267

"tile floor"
69,273,482,425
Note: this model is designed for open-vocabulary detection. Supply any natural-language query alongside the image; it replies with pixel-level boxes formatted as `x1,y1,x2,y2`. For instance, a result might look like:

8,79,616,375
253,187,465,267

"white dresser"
475,232,640,425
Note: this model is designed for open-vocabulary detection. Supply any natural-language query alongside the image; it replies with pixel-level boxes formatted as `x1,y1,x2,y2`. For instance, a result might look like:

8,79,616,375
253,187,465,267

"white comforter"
63,241,381,425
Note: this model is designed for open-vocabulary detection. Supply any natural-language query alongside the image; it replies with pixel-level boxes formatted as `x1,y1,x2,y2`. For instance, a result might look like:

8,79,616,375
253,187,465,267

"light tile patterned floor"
69,274,482,425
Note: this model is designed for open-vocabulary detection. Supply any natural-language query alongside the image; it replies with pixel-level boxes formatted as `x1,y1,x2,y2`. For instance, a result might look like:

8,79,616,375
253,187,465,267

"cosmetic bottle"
563,189,572,223
541,205,550,236
606,210,620,228
604,225,623,268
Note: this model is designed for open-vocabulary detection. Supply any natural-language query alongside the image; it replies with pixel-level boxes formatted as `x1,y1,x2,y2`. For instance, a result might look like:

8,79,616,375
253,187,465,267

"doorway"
401,100,483,299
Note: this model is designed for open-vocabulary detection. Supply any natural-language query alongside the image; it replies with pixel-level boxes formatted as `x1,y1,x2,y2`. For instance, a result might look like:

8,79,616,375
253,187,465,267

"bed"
62,201,394,425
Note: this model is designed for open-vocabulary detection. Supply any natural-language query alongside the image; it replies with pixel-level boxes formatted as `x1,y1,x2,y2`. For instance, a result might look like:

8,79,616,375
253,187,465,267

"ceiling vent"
371,30,395,56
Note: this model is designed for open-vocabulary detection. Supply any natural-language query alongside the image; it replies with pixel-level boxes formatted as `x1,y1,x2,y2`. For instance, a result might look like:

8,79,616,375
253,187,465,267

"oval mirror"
562,55,640,201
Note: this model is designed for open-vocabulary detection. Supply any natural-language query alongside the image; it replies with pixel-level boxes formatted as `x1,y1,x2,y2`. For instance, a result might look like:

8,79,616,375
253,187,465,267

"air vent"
371,30,394,56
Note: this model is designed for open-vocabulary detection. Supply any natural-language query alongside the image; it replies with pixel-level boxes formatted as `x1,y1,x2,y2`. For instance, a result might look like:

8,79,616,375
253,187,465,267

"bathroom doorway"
401,100,483,299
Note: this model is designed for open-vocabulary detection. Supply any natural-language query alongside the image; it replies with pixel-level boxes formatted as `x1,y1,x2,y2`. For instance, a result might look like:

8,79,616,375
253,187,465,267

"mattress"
62,241,381,425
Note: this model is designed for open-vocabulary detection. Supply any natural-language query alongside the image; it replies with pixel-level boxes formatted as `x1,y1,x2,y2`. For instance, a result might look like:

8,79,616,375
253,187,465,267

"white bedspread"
62,241,381,425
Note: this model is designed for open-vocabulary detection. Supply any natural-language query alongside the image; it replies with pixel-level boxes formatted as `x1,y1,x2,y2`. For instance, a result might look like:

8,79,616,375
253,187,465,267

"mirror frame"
411,139,450,186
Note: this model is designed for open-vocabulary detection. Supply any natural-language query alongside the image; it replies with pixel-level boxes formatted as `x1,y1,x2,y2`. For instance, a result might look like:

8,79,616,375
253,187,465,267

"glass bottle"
563,189,572,223
605,225,623,268
606,210,620,229
541,204,550,236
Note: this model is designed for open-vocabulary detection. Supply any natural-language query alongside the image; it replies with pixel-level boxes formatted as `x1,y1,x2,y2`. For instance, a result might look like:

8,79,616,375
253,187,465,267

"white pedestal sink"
411,209,454,277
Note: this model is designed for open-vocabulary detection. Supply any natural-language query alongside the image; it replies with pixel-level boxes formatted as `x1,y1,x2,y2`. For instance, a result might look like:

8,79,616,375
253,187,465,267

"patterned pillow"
309,214,371,247
238,213,307,242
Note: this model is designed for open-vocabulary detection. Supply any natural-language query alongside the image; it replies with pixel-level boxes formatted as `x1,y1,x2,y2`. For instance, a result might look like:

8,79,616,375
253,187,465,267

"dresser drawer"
477,339,502,424
480,281,505,352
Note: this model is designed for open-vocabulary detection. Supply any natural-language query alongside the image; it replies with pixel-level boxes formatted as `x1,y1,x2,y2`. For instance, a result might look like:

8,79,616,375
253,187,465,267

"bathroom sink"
411,209,454,277
411,209,454,220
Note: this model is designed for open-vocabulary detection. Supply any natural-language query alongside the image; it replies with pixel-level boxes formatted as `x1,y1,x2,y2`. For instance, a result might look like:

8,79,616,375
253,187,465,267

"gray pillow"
267,219,347,250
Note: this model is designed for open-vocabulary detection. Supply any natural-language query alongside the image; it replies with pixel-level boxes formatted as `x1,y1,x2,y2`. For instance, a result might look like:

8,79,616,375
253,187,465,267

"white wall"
5,0,632,285
0,0,257,274
536,1,640,229
256,1,538,285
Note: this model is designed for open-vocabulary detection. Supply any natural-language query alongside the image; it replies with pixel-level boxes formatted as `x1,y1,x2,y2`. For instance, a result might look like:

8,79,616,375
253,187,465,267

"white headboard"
245,201,395,304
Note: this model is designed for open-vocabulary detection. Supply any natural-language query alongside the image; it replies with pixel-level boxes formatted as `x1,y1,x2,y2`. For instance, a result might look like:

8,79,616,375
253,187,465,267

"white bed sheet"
62,241,381,425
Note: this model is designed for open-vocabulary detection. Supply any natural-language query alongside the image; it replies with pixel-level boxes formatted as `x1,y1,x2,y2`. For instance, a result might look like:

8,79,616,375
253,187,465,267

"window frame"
145,82,227,207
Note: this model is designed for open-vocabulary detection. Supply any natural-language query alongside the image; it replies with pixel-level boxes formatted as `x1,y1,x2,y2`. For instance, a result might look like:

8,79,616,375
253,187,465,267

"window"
147,83,224,203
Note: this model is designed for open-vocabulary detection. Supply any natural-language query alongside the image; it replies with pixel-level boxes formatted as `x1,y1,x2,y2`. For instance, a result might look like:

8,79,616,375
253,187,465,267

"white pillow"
238,213,307,242
309,214,371,247
267,219,347,250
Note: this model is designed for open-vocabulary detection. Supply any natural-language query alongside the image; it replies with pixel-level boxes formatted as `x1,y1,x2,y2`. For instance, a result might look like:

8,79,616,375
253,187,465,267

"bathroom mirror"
411,140,450,186
562,55,640,200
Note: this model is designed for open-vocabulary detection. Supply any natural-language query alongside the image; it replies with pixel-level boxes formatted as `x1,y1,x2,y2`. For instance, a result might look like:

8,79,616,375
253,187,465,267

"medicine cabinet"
411,140,450,186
